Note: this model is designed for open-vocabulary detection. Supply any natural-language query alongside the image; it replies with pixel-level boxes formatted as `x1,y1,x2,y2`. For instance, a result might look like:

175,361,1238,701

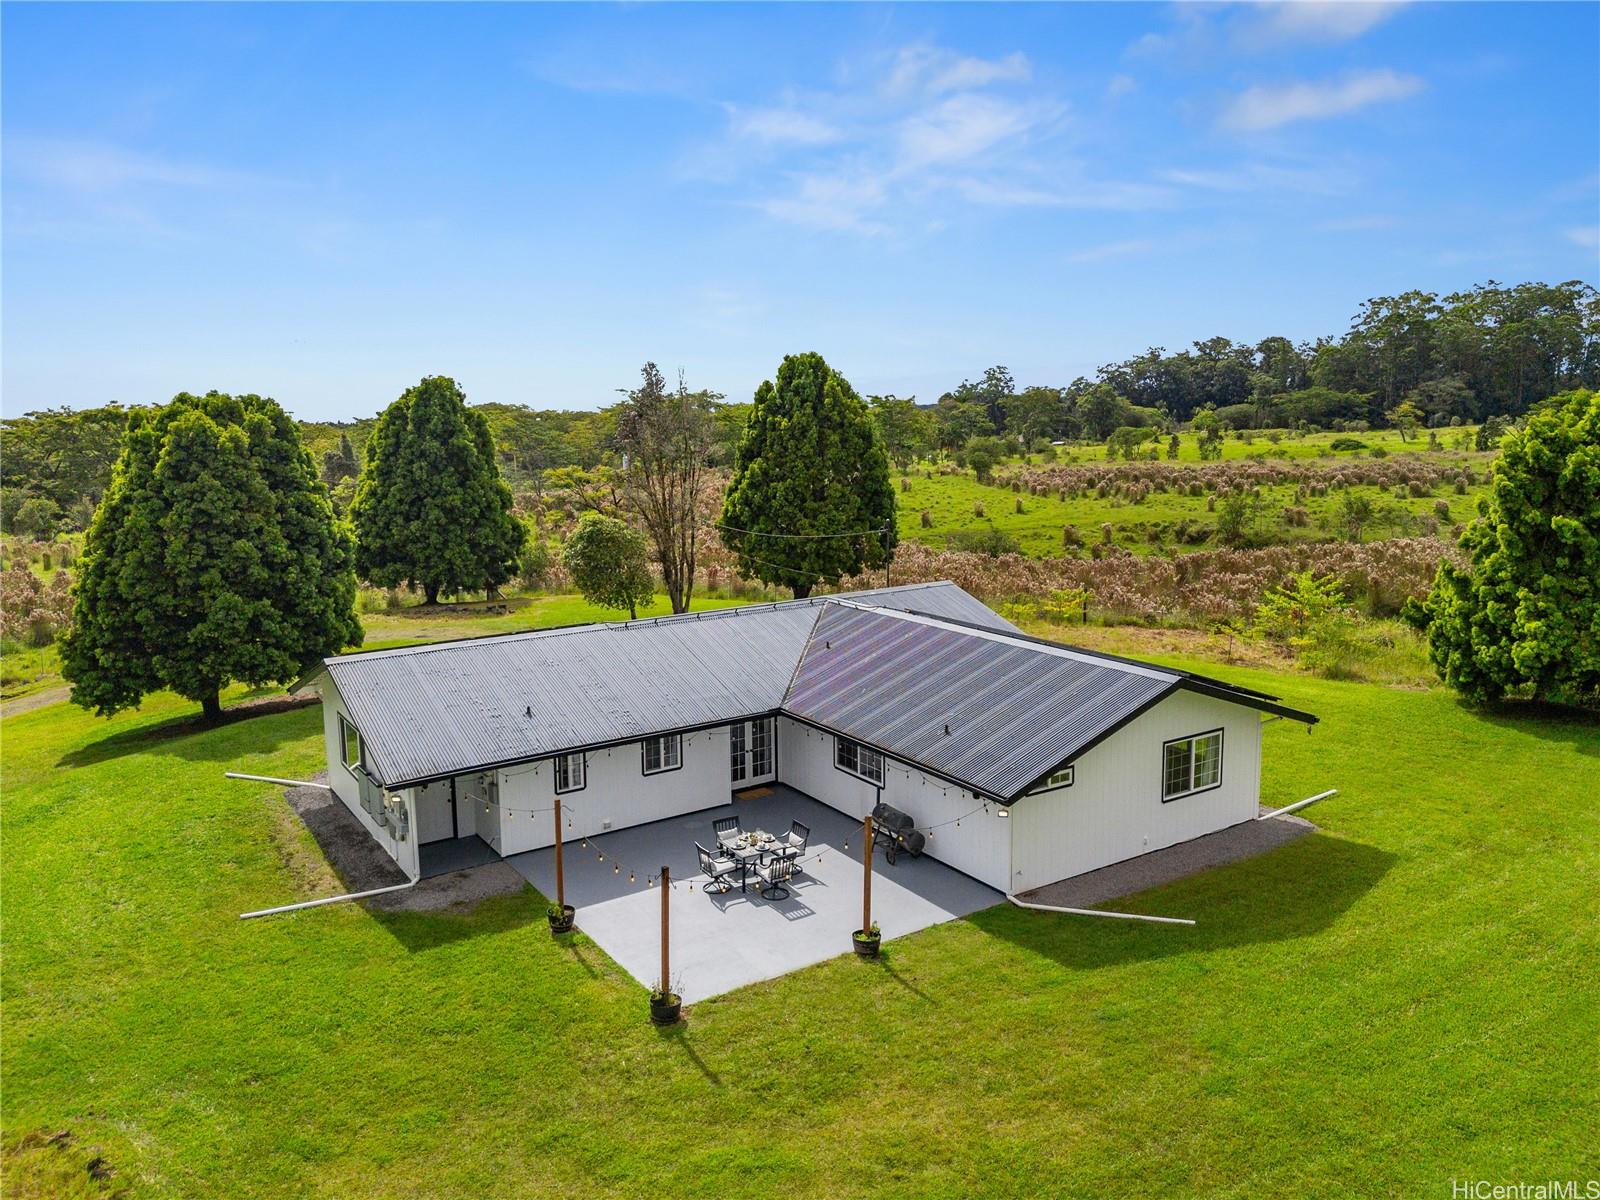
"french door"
730,717,775,785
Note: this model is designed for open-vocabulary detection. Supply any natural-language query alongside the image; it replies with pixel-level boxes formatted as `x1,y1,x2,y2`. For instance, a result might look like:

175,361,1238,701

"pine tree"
350,376,525,605
60,392,362,721
720,352,896,598
1423,389,1599,706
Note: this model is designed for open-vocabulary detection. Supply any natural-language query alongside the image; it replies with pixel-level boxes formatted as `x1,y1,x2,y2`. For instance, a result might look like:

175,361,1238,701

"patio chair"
771,820,809,864
754,855,795,901
712,815,743,850
696,841,741,894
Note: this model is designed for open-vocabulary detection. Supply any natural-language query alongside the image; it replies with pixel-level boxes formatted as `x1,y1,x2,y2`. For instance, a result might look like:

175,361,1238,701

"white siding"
317,677,419,879
1008,691,1262,893
776,717,1012,891
489,727,733,856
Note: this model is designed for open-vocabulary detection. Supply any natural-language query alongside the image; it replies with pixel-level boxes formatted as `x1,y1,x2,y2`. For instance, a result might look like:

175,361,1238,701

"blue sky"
3,2,1597,421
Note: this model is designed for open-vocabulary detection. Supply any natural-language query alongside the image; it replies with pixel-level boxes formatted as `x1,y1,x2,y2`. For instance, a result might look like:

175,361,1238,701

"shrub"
1061,524,1082,549
945,527,1022,558
517,537,556,590
973,500,985,518
920,509,932,529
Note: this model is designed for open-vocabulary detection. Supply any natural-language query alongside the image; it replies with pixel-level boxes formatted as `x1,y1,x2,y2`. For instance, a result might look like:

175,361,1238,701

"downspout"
228,772,420,919
1005,895,1196,926
239,877,418,920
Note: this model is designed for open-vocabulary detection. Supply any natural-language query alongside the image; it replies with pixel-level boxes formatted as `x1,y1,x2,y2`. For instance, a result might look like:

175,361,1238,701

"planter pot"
852,930,881,959
649,993,682,1026
547,905,575,934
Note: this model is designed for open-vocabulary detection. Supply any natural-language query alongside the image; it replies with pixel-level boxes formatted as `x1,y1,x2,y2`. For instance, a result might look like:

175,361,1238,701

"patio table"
727,831,778,892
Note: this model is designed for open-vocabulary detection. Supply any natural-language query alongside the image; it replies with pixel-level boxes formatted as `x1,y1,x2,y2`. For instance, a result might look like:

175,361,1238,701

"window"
553,752,585,793
642,734,682,775
730,722,746,782
339,715,362,773
834,736,885,786
1032,765,1075,793
1162,730,1223,801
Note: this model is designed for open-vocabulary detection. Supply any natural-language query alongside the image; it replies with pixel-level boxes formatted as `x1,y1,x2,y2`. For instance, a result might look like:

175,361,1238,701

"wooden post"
553,794,565,909
862,813,873,934
660,864,671,997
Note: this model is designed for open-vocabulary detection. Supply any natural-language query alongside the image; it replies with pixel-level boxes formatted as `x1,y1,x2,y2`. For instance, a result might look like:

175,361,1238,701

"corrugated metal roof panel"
323,581,1014,786
782,604,1178,799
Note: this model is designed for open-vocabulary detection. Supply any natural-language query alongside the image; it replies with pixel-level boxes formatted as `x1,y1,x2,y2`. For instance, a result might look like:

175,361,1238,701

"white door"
415,779,455,844
730,718,776,787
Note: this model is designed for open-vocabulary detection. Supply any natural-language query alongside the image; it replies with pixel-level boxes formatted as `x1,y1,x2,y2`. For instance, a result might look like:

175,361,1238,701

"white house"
294,581,1315,894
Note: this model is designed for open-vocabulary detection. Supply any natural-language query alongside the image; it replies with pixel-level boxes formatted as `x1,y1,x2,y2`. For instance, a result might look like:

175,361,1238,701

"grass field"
4,608,1595,1198
896,469,1485,557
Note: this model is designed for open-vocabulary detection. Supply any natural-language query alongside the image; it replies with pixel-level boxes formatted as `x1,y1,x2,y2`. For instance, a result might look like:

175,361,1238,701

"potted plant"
649,979,682,1026
852,922,882,958
547,902,575,934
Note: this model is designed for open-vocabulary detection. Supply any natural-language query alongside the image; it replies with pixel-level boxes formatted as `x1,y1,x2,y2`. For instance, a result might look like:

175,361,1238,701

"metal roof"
316,582,1017,787
783,603,1179,800
313,579,1314,794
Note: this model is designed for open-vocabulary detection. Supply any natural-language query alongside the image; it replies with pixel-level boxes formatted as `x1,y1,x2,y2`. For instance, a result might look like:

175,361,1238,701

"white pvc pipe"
240,878,417,920
1007,895,1196,926
226,772,331,790
1258,788,1337,821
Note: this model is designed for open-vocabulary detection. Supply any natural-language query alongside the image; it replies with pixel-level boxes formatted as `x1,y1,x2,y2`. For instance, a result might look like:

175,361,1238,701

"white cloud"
1243,2,1409,46
694,40,1171,234
883,46,1031,97
1162,161,1353,195
5,137,264,193
1566,226,1600,249
1067,238,1155,264
727,106,842,146
1220,69,1424,131
1106,74,1137,99
758,171,890,234
896,93,1053,168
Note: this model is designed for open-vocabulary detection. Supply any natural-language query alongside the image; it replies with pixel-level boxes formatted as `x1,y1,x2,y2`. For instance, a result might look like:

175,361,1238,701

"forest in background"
3,279,1594,537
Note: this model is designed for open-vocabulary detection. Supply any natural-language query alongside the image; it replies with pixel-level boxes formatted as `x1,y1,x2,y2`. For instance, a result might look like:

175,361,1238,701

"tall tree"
1422,389,1598,706
321,431,359,485
1001,386,1063,448
350,376,525,605
721,352,897,599
60,392,362,721
866,394,932,467
562,512,655,620
613,362,720,614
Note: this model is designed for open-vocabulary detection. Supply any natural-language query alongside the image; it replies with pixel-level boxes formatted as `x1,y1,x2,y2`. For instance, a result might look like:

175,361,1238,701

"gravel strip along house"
293,582,1316,894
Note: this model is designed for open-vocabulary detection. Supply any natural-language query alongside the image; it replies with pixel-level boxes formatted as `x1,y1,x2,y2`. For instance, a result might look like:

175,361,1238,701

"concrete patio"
507,784,1001,1003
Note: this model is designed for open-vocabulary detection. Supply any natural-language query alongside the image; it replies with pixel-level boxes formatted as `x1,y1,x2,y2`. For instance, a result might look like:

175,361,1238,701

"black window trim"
833,735,886,787
640,733,684,777
553,751,587,794
1161,727,1225,803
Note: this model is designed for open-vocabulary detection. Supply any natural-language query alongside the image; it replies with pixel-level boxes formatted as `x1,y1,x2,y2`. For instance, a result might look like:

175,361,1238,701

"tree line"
53,352,896,719
9,280,1593,539
884,279,1599,462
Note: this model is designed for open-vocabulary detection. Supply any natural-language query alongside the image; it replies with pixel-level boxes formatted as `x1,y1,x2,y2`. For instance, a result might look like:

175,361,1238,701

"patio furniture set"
696,817,810,900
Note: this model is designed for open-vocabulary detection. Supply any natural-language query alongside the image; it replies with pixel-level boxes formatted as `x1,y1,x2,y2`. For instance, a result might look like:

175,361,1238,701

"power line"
712,521,889,540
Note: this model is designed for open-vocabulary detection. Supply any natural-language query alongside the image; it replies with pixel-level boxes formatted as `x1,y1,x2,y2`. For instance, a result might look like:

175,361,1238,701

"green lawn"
4,635,1595,1197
